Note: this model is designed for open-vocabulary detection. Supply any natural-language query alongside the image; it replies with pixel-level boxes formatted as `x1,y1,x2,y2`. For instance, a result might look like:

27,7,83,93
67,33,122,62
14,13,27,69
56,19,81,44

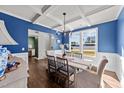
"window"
69,28,98,57
82,28,98,57
69,32,81,52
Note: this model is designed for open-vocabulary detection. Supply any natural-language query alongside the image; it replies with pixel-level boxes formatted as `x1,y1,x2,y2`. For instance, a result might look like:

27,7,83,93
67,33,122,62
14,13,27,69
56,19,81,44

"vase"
0,47,8,78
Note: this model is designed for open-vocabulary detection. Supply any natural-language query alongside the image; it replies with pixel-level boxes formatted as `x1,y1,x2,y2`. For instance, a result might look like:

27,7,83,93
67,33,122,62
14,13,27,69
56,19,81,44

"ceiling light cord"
63,12,66,35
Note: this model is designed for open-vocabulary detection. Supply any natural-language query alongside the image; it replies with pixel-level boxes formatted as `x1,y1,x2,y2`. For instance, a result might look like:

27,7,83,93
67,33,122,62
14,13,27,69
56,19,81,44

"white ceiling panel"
0,5,123,32
66,18,88,30
37,15,59,27
28,5,44,14
30,5,44,10
0,5,37,21
87,6,122,26
49,5,80,22
79,5,106,15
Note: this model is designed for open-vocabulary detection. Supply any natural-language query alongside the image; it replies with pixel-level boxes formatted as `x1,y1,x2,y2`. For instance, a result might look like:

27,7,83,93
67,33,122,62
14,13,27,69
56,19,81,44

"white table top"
55,54,93,69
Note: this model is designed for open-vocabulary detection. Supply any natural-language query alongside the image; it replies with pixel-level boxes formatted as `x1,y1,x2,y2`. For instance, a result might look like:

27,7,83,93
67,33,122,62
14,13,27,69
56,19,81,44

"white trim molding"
88,52,124,87
0,9,31,22
115,55,124,87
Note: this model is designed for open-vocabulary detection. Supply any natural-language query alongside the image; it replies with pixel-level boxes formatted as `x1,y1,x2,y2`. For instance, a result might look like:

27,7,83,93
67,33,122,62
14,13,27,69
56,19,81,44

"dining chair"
47,55,57,73
74,56,108,88
47,55,66,83
56,57,75,87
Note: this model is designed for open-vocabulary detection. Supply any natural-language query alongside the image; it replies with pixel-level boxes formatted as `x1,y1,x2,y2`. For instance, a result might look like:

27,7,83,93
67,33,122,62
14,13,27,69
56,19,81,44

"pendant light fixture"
63,12,66,36
63,13,72,37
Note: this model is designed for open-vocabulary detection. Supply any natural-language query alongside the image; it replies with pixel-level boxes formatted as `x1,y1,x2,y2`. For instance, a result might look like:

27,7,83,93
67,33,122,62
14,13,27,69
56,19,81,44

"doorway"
28,36,38,58
28,29,51,59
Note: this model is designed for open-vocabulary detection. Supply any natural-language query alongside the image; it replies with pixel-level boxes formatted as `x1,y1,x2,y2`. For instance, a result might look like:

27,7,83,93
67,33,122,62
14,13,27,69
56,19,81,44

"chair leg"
74,68,76,87
48,65,50,73
67,77,69,88
100,79,105,88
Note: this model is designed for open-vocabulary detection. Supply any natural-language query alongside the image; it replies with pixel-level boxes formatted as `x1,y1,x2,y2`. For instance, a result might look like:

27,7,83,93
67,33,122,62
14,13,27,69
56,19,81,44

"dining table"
55,54,93,70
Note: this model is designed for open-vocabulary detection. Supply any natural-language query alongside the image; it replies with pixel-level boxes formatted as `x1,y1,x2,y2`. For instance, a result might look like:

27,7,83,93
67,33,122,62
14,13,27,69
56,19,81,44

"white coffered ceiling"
0,5,123,32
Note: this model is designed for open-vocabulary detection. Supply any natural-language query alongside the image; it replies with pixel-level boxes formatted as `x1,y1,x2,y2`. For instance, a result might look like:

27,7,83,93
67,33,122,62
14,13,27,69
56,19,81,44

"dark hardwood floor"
28,57,61,88
28,57,121,88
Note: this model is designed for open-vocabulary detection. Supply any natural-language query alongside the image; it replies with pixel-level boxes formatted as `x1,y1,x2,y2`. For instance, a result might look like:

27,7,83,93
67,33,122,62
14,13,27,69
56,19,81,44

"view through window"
69,28,98,57
70,32,81,52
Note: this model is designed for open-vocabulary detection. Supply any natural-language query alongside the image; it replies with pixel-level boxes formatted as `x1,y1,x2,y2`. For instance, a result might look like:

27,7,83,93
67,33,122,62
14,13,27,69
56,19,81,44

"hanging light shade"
0,20,18,45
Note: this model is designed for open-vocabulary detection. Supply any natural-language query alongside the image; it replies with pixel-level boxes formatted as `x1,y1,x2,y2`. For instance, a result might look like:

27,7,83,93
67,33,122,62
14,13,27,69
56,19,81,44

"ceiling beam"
29,5,53,23
43,5,57,15
46,13,74,31
42,5,74,31
52,5,116,29
30,5,117,32
29,5,56,21
31,5,53,23
31,13,41,23
29,5,73,31
28,5,42,14
76,6,91,26
42,5,52,14
28,5,43,23
52,16,82,28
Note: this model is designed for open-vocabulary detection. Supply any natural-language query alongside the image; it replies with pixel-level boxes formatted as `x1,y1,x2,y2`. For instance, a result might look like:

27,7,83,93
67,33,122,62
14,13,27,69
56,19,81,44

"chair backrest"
47,55,56,70
72,52,82,58
56,56,68,66
56,57,69,73
97,56,108,78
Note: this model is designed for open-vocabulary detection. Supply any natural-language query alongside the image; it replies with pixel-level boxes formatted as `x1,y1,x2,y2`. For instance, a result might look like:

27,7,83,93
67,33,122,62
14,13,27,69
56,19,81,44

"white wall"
115,55,124,87
95,52,117,72
38,32,51,59
85,52,124,87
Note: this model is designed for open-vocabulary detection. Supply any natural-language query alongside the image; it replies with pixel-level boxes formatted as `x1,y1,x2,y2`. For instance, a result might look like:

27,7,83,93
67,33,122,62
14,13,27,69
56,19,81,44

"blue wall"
0,12,62,53
62,33,69,44
97,21,117,53
1,10,123,54
62,20,117,53
117,8,124,56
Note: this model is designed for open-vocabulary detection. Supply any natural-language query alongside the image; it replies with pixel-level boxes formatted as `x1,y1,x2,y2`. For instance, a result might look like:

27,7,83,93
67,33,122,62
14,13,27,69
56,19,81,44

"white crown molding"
116,5,124,19
0,9,31,22
0,9,58,32
34,22,59,32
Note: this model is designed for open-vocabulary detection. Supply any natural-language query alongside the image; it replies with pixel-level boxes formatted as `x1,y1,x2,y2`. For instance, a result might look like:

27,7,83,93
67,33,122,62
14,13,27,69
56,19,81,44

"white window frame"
82,27,98,54
69,32,81,52
69,27,98,57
